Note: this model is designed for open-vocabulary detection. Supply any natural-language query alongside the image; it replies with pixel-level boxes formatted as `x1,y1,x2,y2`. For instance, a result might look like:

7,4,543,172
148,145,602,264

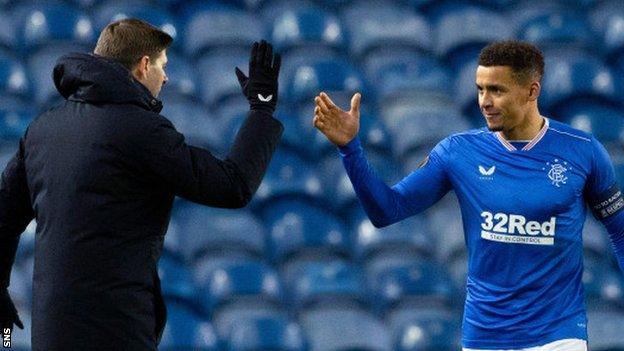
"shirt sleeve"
584,137,624,273
339,136,452,228
0,137,35,288
135,109,283,208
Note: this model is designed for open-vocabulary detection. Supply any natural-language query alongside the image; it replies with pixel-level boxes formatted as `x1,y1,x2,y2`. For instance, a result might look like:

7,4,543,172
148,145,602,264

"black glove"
0,289,23,332
235,40,281,113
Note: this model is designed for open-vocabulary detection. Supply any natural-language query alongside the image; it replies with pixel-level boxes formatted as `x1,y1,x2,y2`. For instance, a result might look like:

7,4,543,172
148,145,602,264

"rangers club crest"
543,159,568,187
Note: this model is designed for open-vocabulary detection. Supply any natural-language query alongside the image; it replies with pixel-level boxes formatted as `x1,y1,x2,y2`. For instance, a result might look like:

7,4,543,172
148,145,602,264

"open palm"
313,92,361,147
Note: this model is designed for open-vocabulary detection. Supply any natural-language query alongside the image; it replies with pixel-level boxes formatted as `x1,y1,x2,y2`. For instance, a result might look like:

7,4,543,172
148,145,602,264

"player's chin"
485,121,504,132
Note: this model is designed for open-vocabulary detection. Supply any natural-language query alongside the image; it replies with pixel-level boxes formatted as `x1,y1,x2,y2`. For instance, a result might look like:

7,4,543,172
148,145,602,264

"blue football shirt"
339,118,622,348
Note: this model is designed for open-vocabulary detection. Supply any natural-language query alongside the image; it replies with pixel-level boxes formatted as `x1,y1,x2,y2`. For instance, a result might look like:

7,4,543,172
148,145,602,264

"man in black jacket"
0,18,283,350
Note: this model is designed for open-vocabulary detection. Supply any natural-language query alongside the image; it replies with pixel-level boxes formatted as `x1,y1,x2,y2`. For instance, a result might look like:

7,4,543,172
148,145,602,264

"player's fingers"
315,96,330,114
320,92,339,111
350,93,361,115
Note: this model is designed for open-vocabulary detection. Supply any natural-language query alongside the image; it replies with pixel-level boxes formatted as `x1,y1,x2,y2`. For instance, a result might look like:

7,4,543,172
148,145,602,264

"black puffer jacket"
0,53,283,350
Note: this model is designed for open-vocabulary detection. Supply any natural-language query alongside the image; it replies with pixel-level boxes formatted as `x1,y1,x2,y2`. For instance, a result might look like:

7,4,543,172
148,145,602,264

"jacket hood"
53,53,163,113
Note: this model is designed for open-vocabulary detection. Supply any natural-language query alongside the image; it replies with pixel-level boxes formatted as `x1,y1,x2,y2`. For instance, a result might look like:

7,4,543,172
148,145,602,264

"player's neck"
501,113,544,141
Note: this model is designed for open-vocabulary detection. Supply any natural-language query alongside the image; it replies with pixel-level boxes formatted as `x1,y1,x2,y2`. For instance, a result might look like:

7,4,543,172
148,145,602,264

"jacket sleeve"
136,109,283,208
339,137,452,228
0,137,35,289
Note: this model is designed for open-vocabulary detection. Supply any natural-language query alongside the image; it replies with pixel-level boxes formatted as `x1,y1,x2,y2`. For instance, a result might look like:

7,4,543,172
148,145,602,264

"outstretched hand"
313,92,361,147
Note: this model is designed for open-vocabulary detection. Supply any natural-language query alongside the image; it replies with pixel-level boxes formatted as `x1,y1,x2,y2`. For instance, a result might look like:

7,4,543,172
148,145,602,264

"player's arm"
0,137,31,331
134,41,283,208
585,137,624,273
314,92,452,228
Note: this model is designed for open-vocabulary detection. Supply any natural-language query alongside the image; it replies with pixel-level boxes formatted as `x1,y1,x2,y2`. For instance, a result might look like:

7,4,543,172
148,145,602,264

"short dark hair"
93,18,173,70
478,40,545,86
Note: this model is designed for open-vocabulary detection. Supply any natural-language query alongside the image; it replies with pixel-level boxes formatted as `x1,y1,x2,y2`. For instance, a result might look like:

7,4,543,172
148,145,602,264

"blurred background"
2,0,624,350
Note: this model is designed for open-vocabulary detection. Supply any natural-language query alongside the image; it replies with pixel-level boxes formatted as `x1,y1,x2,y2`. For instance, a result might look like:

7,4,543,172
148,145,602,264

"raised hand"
235,40,281,113
313,92,361,147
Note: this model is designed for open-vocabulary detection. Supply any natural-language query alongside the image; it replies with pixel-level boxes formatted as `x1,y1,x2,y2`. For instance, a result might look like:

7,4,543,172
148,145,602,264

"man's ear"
132,55,150,79
528,81,541,101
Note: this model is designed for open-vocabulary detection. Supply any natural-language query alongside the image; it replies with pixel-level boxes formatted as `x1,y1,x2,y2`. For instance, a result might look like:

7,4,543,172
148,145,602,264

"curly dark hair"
478,40,545,86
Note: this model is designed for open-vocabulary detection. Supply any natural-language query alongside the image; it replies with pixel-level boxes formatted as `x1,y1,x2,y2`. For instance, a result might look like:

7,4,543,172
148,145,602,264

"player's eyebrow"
476,83,507,91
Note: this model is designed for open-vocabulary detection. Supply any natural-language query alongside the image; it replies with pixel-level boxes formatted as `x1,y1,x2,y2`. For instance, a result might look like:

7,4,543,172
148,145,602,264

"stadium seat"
163,218,185,260
583,259,624,309
160,300,221,351
587,307,624,350
15,3,95,52
427,194,465,262
172,200,266,261
5,307,31,351
352,210,433,261
181,2,264,57
27,43,90,107
7,265,29,309
261,198,350,263
541,48,619,112
369,258,457,314
589,0,624,60
213,304,288,342
341,0,432,57
385,98,470,158
518,12,595,50
0,51,31,101
15,220,36,265
358,113,393,155
556,101,624,146
226,315,307,351
196,49,248,106
0,10,16,50
158,255,197,304
194,259,283,314
283,56,368,105
159,51,200,101
506,1,574,31
364,49,451,100
94,1,179,46
269,6,346,54
434,5,513,62
251,149,324,206
301,306,392,351
283,260,367,309
160,97,226,152
392,308,462,351
582,215,609,265
0,103,36,142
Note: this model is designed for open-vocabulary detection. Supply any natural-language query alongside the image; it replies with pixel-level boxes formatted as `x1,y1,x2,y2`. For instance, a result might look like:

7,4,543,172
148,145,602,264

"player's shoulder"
445,127,491,144
546,118,594,144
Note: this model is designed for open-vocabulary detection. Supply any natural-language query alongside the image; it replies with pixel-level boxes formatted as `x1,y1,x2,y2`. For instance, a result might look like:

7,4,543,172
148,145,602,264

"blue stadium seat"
164,218,185,260
160,300,221,351
301,306,392,351
0,51,31,101
0,10,16,50
587,308,624,350
0,103,36,142
364,49,451,100
261,198,350,264
556,101,624,146
182,2,264,57
428,195,465,261
283,56,368,105
358,113,393,155
251,149,324,206
15,220,36,265
6,307,31,351
195,259,283,314
158,255,197,304
589,0,624,60
320,149,400,213
172,201,266,261
8,265,29,309
506,1,576,31
352,211,433,263
94,1,179,46
269,6,346,54
434,5,513,61
196,49,248,106
386,98,470,158
582,216,609,265
227,316,307,351
341,0,432,57
159,51,200,101
213,304,288,342
160,97,226,152
369,258,457,314
583,259,624,308
541,48,619,112
518,12,595,50
15,3,95,52
28,44,90,107
392,309,462,351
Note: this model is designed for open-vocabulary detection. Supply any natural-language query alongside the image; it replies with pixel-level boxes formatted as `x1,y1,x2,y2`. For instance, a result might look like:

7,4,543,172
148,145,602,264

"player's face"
476,65,531,133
